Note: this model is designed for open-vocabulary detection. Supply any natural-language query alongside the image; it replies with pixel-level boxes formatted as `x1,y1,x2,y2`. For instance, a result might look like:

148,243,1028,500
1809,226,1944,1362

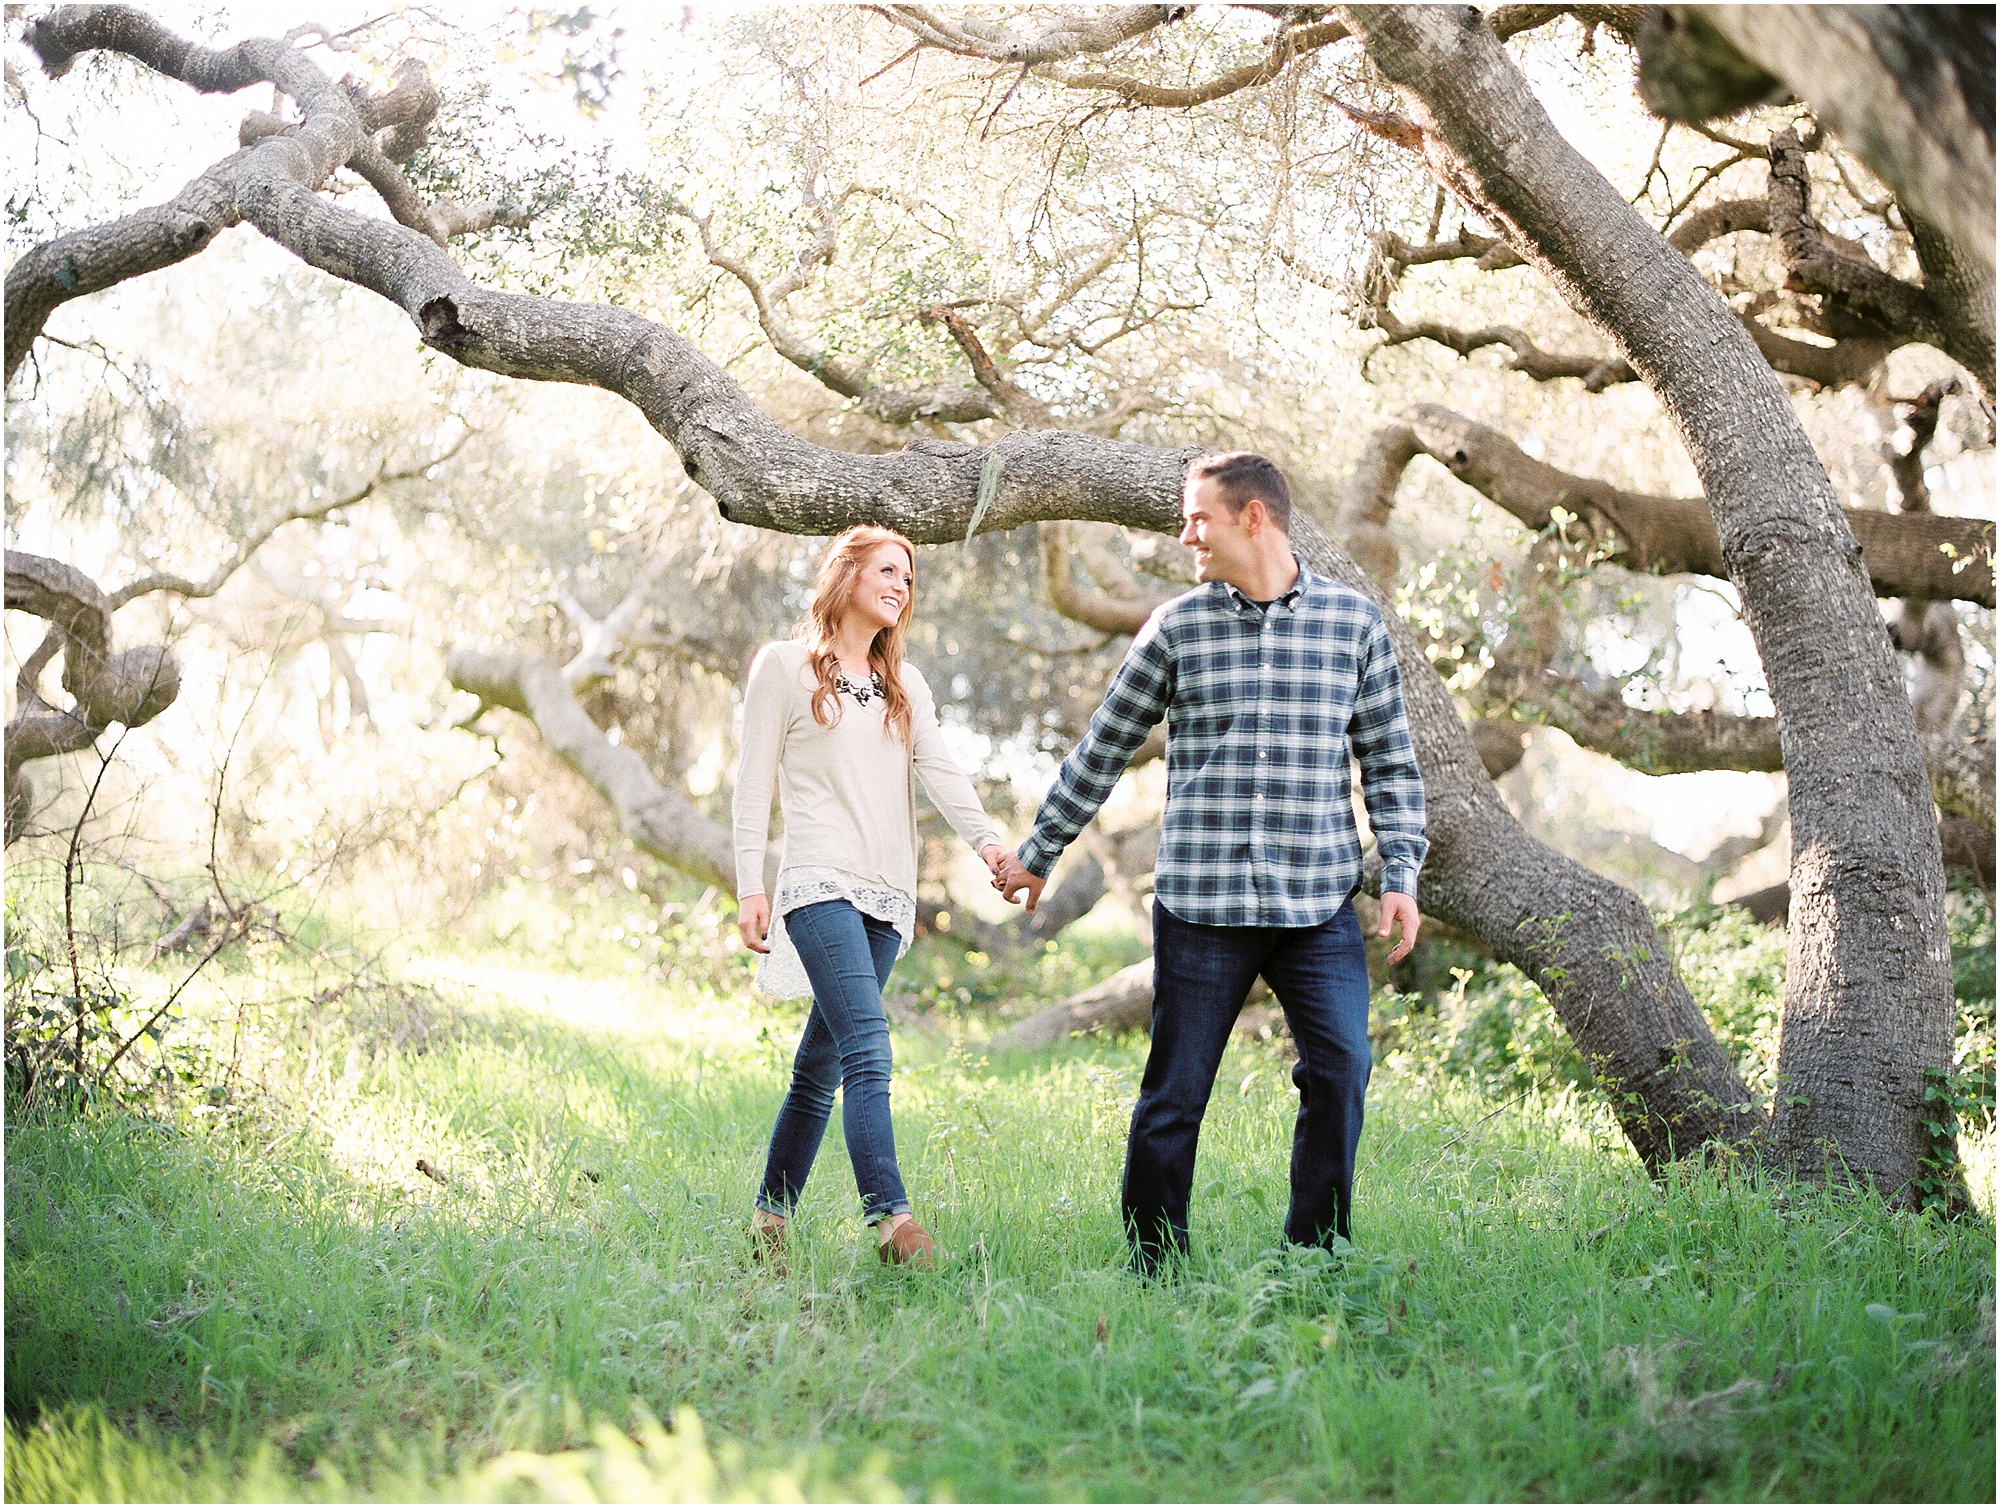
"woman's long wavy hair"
802,525,917,745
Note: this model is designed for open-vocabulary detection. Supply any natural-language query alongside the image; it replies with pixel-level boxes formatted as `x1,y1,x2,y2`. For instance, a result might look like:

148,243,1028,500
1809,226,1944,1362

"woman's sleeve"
907,668,1002,854
733,645,787,898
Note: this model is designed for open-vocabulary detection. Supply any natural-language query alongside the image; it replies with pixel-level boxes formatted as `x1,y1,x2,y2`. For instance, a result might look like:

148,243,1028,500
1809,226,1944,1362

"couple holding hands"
733,452,1428,1274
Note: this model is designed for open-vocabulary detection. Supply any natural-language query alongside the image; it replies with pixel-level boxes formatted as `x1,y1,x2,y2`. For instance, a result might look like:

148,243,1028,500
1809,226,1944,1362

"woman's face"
844,541,914,634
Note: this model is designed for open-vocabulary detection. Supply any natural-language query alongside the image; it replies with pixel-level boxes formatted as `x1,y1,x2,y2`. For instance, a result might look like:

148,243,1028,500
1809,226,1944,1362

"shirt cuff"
1018,833,1062,878
1382,866,1420,902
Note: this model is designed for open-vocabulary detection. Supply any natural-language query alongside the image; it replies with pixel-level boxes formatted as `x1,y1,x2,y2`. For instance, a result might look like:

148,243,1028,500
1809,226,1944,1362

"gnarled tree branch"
1402,404,1994,607
445,645,756,895
1767,127,1992,397
5,552,182,843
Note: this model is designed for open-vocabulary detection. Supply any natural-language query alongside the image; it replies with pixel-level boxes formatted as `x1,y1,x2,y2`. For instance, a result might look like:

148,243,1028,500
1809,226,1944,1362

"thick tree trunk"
1346,4,1955,1199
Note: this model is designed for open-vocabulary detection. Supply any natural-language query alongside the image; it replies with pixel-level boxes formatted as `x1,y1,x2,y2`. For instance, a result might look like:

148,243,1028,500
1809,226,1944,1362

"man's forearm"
1021,631,1171,874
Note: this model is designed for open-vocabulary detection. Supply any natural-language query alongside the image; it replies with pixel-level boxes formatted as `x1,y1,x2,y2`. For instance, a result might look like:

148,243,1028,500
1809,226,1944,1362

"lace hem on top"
755,865,916,1000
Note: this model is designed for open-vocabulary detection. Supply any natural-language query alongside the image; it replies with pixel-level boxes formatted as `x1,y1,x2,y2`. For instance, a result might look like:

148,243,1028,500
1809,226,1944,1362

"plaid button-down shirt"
1019,556,1428,928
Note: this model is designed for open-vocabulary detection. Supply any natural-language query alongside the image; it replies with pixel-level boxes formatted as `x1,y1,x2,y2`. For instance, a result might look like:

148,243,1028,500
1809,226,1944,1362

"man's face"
1179,476,1259,586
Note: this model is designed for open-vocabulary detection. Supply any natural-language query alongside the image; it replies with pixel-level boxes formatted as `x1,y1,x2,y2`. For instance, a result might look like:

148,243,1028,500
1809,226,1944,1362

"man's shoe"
878,1218,935,1269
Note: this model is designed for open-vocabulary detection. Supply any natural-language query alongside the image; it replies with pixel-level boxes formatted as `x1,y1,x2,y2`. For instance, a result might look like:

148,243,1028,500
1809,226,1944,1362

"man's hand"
1378,891,1420,965
738,893,772,954
992,853,1047,914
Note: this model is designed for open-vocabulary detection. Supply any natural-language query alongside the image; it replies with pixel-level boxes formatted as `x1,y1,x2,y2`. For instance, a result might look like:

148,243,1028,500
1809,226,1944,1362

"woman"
734,525,1006,1269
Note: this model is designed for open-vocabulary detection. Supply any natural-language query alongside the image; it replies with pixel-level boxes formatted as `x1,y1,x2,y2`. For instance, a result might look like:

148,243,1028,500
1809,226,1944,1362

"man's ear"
1240,497,1267,537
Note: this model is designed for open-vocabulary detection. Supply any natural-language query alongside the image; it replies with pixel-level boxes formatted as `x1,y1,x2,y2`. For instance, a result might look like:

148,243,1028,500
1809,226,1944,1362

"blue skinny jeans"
1125,897,1373,1272
755,899,911,1224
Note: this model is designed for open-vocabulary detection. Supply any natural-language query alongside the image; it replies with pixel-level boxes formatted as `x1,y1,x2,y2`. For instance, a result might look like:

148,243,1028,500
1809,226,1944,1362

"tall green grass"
5,896,1995,1502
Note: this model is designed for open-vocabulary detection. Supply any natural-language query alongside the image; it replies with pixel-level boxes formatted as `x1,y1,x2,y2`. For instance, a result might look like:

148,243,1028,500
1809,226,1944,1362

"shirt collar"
1221,552,1314,615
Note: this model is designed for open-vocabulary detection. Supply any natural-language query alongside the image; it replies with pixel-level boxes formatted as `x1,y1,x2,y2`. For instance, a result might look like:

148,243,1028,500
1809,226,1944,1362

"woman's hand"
739,894,772,954
979,843,1008,879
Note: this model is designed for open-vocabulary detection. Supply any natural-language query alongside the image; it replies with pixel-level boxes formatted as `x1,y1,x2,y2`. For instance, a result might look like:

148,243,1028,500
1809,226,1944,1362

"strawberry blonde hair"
802,525,917,745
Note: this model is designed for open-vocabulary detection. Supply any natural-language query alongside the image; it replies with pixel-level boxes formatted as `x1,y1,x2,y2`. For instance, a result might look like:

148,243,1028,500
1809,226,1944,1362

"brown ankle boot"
877,1218,935,1269
750,1216,787,1274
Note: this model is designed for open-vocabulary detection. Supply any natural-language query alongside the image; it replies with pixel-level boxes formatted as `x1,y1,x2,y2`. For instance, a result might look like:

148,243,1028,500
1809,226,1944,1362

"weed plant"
5,879,1995,1502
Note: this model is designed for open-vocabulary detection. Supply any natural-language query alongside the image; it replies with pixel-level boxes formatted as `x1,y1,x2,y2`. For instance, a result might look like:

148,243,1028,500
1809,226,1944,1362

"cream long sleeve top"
733,640,1001,903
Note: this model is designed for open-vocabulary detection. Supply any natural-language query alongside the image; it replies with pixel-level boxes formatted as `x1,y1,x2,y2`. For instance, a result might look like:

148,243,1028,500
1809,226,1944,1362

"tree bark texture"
1344,3,1955,1198
13,6,1779,1170
1639,5,1995,287
5,551,182,843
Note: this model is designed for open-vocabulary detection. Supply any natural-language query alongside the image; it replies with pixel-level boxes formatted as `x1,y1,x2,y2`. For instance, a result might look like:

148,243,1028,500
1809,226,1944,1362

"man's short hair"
1185,451,1292,533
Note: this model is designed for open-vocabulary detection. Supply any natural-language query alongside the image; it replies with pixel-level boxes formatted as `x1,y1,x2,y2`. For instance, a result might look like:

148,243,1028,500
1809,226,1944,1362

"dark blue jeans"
755,899,911,1223
1124,898,1373,1271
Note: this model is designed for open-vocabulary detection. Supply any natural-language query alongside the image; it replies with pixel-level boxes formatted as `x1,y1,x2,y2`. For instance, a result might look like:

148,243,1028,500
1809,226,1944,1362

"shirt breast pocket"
1296,644,1359,723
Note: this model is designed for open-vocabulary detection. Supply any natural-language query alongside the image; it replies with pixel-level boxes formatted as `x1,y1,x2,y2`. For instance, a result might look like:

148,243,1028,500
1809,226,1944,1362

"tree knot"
419,297,468,349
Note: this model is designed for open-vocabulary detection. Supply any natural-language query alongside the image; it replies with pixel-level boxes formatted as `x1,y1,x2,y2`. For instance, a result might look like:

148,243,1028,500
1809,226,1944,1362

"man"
995,452,1427,1273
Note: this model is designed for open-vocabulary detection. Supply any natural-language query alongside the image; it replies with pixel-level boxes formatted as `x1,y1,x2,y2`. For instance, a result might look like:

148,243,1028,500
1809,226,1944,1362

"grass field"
4,891,1995,1502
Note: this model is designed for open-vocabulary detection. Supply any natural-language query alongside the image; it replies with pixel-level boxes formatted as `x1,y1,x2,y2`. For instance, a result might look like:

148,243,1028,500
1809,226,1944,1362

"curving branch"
1332,398,1993,819
5,552,182,843
555,556,673,693
875,5,1181,66
920,303,1053,428
1365,302,1636,389
1038,519,1168,637
1665,194,1765,252
877,4,1350,111
1360,214,1913,392
1356,224,1638,388
445,645,758,895
1487,5,1647,44
1042,17,1351,108
6,8,522,384
669,186,1001,428
1401,404,1994,607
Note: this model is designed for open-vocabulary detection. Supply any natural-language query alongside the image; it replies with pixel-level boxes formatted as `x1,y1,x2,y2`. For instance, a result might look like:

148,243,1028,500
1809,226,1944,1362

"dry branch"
445,645,758,895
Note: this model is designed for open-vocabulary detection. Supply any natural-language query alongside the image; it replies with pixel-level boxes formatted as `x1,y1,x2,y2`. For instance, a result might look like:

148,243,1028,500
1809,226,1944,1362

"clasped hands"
984,846,1044,914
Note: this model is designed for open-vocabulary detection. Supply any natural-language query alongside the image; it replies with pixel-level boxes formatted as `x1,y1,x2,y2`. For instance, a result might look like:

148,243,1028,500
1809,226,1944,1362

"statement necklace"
836,667,884,707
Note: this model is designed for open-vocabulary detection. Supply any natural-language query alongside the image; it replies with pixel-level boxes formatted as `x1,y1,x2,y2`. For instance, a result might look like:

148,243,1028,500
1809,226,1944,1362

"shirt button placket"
1254,615,1272,892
